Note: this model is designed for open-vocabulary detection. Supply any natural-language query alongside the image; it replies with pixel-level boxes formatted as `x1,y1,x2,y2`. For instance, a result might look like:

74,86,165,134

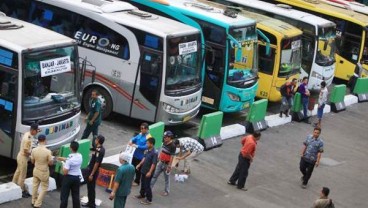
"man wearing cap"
31,134,53,208
109,152,135,208
150,131,176,196
13,123,39,198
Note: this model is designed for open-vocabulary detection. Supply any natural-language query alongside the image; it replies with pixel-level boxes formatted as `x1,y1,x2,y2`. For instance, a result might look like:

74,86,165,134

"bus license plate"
183,116,191,122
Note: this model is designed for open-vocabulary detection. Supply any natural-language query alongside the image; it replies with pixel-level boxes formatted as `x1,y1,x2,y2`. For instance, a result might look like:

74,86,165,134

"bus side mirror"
323,40,328,51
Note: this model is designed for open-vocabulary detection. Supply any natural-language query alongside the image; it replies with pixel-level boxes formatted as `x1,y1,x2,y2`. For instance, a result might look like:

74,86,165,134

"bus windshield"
279,37,302,77
23,45,79,122
227,25,258,88
165,34,201,94
316,26,337,66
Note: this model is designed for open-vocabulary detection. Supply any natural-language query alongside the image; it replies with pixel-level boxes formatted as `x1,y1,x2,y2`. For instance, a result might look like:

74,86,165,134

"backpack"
280,83,287,97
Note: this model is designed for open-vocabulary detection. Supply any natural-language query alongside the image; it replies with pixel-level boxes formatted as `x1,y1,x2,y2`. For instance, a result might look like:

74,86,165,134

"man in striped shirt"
174,137,204,174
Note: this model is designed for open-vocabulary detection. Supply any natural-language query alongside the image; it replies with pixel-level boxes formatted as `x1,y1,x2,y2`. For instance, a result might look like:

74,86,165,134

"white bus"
220,0,337,93
1,0,203,124
0,14,81,159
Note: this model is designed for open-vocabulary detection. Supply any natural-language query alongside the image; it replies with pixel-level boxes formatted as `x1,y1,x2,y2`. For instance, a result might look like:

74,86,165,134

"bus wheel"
83,87,113,120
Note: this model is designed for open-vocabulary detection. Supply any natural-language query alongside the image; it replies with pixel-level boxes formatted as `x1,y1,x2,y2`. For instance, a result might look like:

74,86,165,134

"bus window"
258,45,275,75
139,51,161,105
334,20,362,63
363,35,368,61
279,37,302,77
0,70,16,137
206,46,225,87
301,35,315,75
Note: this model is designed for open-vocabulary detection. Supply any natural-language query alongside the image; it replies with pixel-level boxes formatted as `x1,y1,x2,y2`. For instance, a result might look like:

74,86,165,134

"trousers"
229,153,251,189
60,175,80,208
12,154,28,191
299,157,316,185
32,168,49,207
151,161,170,193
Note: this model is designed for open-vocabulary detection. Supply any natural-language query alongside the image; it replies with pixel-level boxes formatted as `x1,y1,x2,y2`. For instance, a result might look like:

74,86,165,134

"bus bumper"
158,102,201,125
220,84,258,112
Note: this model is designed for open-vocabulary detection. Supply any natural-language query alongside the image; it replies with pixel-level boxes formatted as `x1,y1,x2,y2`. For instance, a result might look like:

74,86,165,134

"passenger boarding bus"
220,0,337,93
201,0,302,102
0,15,81,159
1,0,203,124
264,0,368,81
124,0,266,112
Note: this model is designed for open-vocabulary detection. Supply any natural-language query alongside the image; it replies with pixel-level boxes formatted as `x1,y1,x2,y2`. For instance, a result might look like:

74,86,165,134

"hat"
163,130,174,138
119,152,130,163
38,134,46,140
30,123,39,131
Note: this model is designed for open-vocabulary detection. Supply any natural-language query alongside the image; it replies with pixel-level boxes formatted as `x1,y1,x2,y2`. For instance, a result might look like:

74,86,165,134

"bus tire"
83,87,113,120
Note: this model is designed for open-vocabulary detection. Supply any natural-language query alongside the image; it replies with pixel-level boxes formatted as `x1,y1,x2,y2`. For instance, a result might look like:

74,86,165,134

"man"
151,131,176,196
313,187,335,208
81,90,102,147
174,137,204,174
109,152,135,208
349,59,366,92
279,78,297,117
314,81,328,128
31,135,53,208
129,123,149,186
12,123,39,198
228,132,261,191
84,135,105,208
58,141,83,208
298,77,311,123
300,127,324,189
135,138,158,205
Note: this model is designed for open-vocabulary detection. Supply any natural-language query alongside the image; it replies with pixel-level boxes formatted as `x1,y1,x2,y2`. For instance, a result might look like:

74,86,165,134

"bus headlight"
311,71,323,80
228,92,240,101
163,103,180,113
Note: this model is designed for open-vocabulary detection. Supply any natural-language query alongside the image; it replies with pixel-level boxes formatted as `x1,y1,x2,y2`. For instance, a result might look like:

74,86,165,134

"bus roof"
276,0,368,25
227,0,336,28
48,0,199,37
0,15,75,52
199,0,302,37
158,0,256,28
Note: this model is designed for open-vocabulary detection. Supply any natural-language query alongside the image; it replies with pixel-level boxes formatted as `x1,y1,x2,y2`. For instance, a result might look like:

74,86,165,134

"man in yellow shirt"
12,123,39,198
31,134,53,208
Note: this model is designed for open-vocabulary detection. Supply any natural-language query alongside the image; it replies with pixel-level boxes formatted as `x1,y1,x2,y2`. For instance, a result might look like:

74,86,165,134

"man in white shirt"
314,81,328,128
58,141,83,208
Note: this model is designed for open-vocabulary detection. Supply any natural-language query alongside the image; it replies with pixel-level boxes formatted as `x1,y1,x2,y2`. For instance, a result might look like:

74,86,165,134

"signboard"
122,145,136,164
179,41,197,55
40,56,71,77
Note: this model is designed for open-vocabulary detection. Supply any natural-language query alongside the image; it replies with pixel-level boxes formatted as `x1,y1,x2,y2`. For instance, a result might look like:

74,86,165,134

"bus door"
130,47,162,122
0,65,17,158
201,42,225,109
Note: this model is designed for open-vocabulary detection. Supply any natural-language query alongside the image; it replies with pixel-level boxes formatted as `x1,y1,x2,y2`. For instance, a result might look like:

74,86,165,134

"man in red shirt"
228,132,261,191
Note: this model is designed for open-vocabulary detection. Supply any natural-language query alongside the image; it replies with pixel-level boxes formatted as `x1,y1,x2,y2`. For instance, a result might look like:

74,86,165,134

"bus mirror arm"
256,29,271,56
227,34,241,48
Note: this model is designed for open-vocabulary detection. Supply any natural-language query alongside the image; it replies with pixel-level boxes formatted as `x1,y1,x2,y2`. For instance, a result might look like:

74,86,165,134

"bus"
125,0,266,112
264,0,368,81
200,0,303,102
1,0,203,124
220,0,337,93
0,15,81,159
320,0,368,15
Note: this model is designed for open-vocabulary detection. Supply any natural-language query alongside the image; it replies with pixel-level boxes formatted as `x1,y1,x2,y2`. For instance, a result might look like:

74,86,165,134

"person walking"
300,127,324,189
58,141,83,208
109,152,135,208
314,81,328,128
12,123,39,198
174,137,204,174
298,77,311,123
84,135,105,208
81,90,102,147
313,187,335,208
135,138,158,205
128,122,150,186
228,132,261,191
151,131,176,196
279,78,298,117
31,135,53,208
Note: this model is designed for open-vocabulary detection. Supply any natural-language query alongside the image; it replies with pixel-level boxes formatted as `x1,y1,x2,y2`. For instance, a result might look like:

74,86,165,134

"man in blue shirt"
109,152,135,208
128,122,149,186
58,141,83,208
298,77,311,123
81,90,102,147
300,127,324,189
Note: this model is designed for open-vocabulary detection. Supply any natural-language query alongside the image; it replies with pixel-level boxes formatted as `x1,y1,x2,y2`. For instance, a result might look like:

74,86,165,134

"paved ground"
1,101,367,208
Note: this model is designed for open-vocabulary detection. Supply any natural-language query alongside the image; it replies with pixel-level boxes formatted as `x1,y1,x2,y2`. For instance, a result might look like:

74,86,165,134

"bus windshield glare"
165,34,201,93
317,26,337,66
23,46,79,122
279,37,302,77
227,25,258,88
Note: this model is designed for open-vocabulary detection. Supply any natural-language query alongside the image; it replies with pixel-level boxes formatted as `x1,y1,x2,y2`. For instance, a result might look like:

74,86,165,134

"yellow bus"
266,0,368,80
200,0,303,101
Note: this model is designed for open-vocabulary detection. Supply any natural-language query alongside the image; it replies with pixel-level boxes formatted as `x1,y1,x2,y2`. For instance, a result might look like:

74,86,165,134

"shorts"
317,104,325,119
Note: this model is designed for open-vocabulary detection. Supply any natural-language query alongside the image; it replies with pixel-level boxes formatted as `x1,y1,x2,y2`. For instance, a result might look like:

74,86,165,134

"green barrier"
55,139,91,174
353,78,368,102
197,111,223,151
149,122,165,148
330,84,346,112
246,99,268,133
